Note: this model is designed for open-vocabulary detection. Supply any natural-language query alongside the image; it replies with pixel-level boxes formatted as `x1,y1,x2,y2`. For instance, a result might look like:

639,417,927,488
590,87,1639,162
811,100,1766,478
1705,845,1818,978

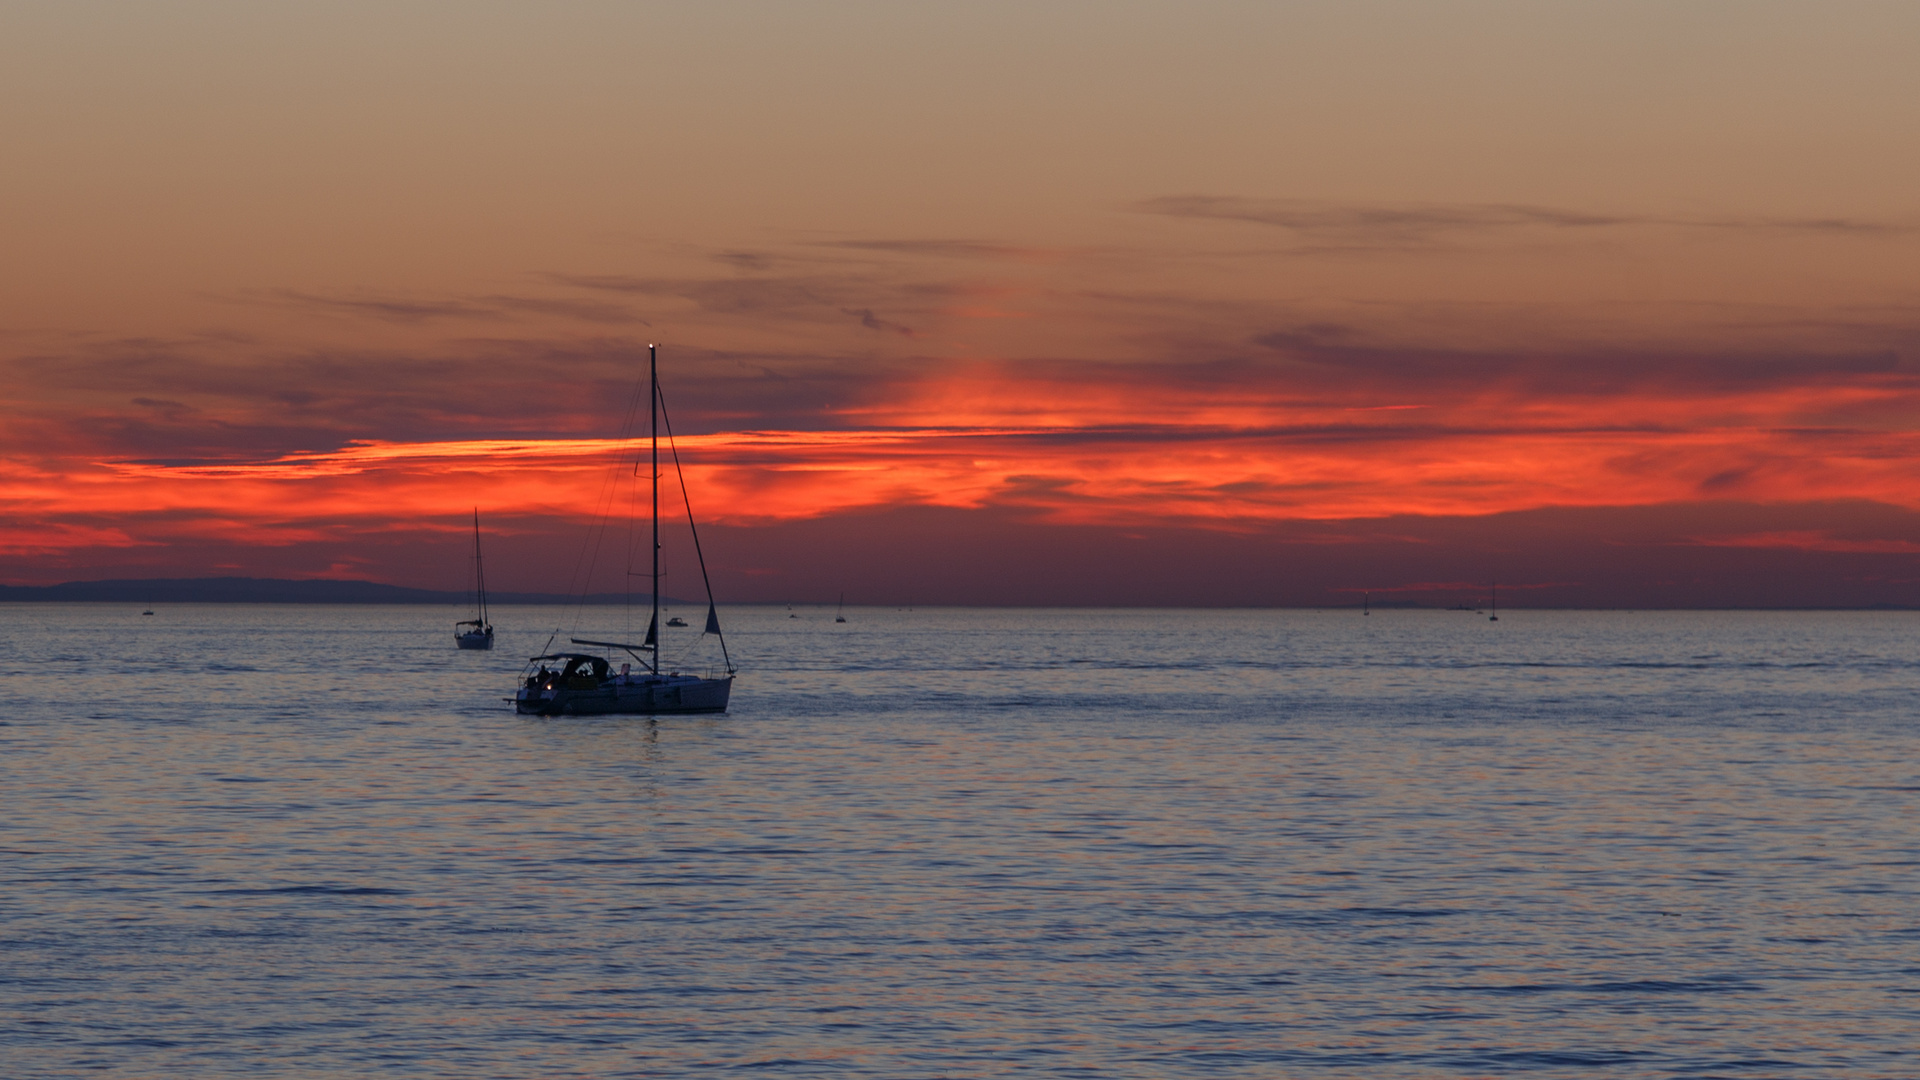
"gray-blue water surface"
2,604,1916,1077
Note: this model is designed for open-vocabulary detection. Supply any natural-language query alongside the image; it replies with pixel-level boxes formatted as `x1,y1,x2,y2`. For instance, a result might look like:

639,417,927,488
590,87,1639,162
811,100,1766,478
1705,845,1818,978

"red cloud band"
6,367,1920,559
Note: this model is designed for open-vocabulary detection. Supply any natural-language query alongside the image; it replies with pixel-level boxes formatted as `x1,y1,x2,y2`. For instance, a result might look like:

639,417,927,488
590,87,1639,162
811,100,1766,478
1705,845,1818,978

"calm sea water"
2,604,1917,1078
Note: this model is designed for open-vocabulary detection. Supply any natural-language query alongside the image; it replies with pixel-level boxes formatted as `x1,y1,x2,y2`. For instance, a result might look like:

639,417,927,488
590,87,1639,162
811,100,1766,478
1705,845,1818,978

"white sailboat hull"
455,629,494,650
516,674,732,716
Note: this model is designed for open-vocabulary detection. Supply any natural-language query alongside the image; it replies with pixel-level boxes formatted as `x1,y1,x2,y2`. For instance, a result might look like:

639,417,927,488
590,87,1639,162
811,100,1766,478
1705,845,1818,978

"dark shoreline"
0,577,1913,610
0,577,684,605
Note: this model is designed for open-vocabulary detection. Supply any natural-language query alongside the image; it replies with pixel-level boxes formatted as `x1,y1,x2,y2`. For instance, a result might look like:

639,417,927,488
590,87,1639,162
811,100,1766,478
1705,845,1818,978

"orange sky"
4,3,1919,604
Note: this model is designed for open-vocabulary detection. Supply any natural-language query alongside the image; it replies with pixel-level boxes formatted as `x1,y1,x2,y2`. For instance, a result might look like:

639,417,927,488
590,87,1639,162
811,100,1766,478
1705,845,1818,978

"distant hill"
0,577,684,605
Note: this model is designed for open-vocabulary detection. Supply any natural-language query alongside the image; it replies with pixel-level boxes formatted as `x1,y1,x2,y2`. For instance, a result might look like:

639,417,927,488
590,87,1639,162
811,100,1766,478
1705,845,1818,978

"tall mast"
472,507,488,627
650,344,661,672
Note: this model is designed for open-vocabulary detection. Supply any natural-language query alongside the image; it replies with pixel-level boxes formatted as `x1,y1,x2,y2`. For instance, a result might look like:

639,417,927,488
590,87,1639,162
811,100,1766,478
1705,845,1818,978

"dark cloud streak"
1135,195,1910,246
247,289,647,325
843,308,917,337
817,239,1049,260
1253,325,1906,395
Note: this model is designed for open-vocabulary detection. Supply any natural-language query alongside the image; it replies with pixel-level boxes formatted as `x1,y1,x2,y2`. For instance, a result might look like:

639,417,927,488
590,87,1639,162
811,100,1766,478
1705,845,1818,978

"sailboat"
835,592,847,623
1489,581,1499,622
1362,591,1370,616
516,345,735,716
455,509,494,649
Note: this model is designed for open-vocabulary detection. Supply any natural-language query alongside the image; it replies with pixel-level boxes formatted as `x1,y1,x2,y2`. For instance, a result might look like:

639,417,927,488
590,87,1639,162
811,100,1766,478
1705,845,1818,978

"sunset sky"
5,2,1919,606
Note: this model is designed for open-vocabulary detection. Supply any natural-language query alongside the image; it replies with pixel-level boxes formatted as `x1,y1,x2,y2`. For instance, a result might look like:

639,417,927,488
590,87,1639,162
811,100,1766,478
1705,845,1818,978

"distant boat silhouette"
835,592,846,623
1362,591,1369,616
454,508,494,650
1490,582,1499,622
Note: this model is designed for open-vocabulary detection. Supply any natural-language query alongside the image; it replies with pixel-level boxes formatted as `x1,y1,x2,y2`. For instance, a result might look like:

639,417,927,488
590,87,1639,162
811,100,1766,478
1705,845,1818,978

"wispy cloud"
249,289,647,325
816,239,1058,261
552,273,841,316
842,308,918,337
1134,195,1910,247
1252,324,1906,395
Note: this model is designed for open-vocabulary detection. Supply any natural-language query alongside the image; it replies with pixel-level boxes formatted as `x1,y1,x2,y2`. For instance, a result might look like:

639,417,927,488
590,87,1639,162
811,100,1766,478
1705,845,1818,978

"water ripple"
2,605,1917,1077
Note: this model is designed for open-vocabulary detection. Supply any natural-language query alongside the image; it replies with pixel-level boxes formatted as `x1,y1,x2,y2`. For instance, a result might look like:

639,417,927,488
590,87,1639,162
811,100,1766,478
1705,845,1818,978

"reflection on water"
2,604,1917,1077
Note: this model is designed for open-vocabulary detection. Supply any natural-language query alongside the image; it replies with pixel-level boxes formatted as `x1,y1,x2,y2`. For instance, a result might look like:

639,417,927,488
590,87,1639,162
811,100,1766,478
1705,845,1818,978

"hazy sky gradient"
5,2,1918,604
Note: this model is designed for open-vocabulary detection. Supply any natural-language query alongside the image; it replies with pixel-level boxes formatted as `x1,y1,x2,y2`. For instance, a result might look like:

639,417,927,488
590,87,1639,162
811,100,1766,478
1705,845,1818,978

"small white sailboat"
517,345,734,716
455,509,495,650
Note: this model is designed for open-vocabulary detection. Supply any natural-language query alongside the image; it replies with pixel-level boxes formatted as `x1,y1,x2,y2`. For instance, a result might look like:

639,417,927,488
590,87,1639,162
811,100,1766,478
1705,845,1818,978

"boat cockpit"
523,652,662,692
526,654,605,690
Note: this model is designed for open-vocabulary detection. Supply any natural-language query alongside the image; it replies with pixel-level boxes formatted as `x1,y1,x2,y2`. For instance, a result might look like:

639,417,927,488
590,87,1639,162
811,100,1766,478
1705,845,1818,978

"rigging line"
657,386,734,675
540,369,651,658
623,400,648,640
544,440,625,656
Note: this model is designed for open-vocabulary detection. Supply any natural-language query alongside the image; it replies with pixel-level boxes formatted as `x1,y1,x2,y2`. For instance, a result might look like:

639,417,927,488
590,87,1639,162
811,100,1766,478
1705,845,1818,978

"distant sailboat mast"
649,344,661,673
1490,581,1499,622
454,508,495,648
1363,591,1369,616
